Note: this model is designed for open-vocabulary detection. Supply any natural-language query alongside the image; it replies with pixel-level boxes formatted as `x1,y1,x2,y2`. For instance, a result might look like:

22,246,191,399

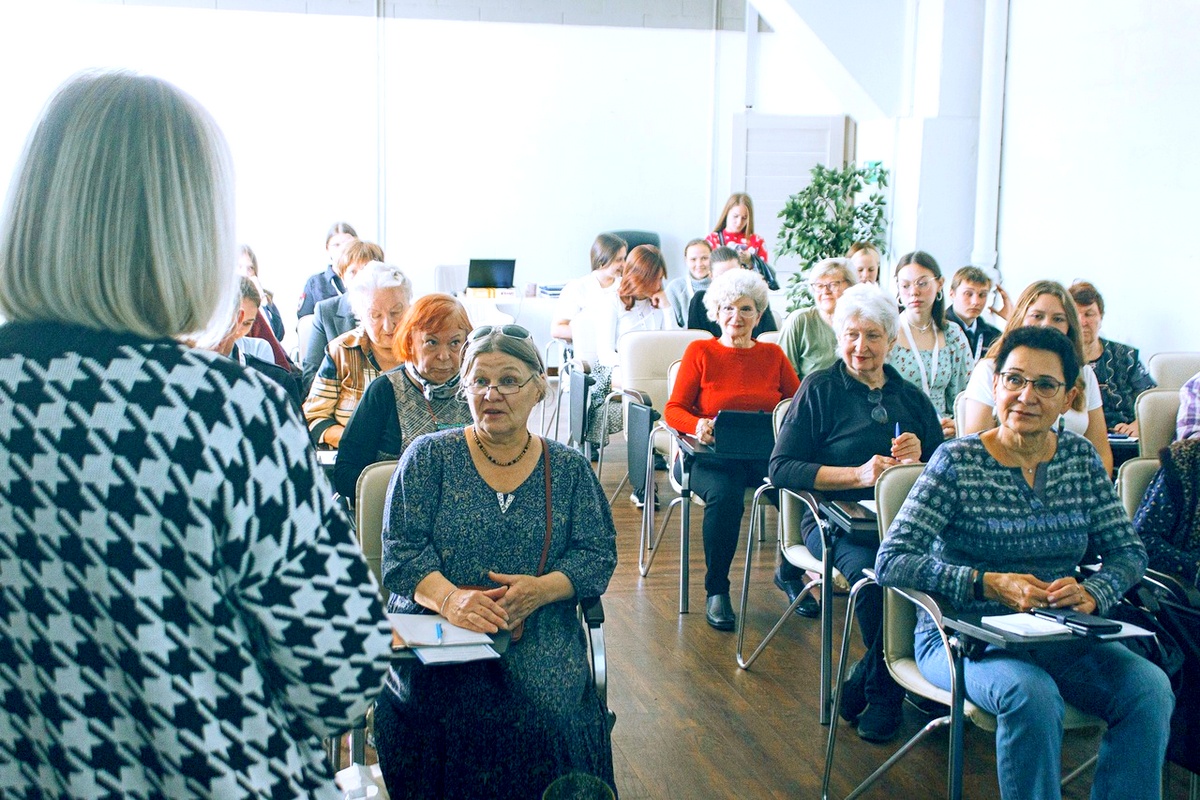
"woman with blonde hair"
0,71,390,798
960,280,1113,473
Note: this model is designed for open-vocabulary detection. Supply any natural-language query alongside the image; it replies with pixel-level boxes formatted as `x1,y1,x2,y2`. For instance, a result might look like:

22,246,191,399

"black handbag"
717,231,780,291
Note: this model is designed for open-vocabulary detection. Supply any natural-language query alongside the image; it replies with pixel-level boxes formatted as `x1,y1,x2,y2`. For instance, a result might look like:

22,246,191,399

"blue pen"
894,422,901,439
434,622,443,645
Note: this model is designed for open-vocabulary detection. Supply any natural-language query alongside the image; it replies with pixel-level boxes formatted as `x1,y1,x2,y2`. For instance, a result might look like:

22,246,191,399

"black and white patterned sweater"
0,322,393,799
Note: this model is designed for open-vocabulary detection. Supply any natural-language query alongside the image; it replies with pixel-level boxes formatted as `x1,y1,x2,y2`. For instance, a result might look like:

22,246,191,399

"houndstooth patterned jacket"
0,322,393,799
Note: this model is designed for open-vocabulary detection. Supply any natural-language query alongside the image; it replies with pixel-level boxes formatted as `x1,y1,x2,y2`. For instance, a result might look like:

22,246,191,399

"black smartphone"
1031,607,1122,636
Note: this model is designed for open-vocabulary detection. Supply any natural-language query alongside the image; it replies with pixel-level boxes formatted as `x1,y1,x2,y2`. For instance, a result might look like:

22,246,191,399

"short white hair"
809,258,856,287
347,261,413,320
0,71,235,339
832,283,898,341
703,268,770,322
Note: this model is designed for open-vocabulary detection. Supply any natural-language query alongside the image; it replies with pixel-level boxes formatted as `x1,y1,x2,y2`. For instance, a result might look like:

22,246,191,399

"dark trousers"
686,456,770,597
804,528,903,708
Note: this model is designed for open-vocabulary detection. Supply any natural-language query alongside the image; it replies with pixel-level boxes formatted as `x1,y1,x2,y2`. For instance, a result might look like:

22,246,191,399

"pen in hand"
435,622,443,645
894,422,901,439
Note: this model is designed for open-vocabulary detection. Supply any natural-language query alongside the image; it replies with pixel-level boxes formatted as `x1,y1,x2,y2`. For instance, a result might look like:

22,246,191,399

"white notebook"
981,613,1071,637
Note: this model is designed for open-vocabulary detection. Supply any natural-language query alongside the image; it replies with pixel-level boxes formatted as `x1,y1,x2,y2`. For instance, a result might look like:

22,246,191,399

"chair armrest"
1142,567,1200,609
579,595,604,626
619,388,653,407
889,585,948,628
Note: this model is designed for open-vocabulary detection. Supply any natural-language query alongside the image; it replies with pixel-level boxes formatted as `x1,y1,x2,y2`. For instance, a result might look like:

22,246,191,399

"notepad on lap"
388,613,493,647
414,644,501,665
981,613,1071,637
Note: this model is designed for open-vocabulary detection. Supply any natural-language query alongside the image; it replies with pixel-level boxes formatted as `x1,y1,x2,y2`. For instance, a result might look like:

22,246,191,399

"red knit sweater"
664,338,800,434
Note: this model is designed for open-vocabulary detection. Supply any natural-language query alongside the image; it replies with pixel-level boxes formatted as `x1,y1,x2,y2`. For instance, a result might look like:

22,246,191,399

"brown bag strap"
536,438,552,576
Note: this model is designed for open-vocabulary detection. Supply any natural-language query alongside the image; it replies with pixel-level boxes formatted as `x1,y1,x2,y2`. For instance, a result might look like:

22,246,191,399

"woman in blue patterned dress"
375,325,618,799
876,325,1172,800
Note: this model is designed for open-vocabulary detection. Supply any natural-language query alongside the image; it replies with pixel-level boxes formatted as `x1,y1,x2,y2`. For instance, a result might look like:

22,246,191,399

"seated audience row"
302,239,386,391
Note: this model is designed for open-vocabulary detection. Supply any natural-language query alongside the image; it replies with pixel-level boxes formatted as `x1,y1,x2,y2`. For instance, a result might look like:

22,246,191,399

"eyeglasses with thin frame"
469,324,532,342
997,371,1067,398
866,388,889,424
464,373,537,396
811,280,848,294
897,278,936,294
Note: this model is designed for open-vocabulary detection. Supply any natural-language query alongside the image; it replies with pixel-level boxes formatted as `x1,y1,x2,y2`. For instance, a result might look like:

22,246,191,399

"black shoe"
629,486,660,510
856,701,903,743
653,453,668,471
838,659,868,725
773,573,821,618
705,594,735,631
905,691,949,718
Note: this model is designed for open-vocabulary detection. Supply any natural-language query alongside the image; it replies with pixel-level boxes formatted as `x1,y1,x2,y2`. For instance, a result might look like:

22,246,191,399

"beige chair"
1147,351,1200,390
1136,387,1181,457
757,330,781,346
822,464,1104,799
735,398,847,726
1116,456,1161,520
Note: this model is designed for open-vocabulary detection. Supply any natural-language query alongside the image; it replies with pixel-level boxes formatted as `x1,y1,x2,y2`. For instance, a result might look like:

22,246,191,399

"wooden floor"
589,439,1197,800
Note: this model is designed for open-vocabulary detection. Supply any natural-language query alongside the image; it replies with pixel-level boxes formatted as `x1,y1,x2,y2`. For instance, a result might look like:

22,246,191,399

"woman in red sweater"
665,269,799,630
705,192,768,263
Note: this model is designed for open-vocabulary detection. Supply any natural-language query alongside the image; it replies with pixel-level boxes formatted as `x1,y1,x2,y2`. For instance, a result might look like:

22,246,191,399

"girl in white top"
887,251,973,439
551,232,627,342
960,279,1113,474
594,244,678,370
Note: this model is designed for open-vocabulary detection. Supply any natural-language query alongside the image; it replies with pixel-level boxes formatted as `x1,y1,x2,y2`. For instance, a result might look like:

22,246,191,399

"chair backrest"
1148,351,1200,390
355,459,399,604
953,390,969,430
1136,387,1180,457
619,330,711,411
1116,456,1161,520
757,330,781,346
771,398,809,551
875,464,927,664
607,230,660,251
570,303,600,366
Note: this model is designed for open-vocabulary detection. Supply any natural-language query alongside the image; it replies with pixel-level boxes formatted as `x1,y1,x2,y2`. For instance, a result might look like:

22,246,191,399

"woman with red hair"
333,293,474,497
593,244,679,371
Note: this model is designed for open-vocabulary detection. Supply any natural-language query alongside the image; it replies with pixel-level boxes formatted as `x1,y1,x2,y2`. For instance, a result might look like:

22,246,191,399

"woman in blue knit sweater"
876,325,1173,800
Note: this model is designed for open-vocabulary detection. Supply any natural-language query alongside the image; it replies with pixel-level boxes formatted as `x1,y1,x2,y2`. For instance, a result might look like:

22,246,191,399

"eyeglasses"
469,324,532,342
811,281,847,293
997,371,1067,398
897,278,936,294
464,373,537,396
866,388,889,424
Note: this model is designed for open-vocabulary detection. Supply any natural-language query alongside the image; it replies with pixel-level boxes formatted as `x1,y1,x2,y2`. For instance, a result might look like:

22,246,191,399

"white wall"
999,0,1200,356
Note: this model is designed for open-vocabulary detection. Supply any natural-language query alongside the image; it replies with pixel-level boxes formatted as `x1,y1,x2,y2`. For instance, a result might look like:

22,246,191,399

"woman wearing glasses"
877,326,1171,800
375,325,618,799
770,283,943,742
888,251,972,440
959,280,1114,475
779,257,856,379
664,269,800,631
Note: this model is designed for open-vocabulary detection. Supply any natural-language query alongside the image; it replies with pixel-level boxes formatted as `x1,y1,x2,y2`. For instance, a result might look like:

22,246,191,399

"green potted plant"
776,161,889,312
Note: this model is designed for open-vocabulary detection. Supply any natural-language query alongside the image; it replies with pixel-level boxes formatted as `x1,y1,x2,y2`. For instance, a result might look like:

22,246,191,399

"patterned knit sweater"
876,432,1146,633
0,322,393,799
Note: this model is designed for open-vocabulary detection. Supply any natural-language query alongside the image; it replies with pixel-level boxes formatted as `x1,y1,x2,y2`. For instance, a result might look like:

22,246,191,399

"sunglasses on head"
469,324,532,342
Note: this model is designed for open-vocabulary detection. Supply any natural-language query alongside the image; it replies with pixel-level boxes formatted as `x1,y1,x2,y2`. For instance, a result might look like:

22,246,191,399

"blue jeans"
915,626,1173,800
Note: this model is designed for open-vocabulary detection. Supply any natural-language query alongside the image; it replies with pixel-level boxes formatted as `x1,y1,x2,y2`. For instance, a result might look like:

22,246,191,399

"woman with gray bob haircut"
703,267,770,322
0,72,392,798
458,323,550,403
833,281,899,342
811,257,856,291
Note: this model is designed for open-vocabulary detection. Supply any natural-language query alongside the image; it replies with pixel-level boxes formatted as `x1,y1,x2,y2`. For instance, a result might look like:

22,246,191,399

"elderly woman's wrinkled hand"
445,586,509,634
983,572,1052,612
695,418,715,445
890,432,922,464
858,454,900,487
488,571,547,630
1045,576,1097,614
